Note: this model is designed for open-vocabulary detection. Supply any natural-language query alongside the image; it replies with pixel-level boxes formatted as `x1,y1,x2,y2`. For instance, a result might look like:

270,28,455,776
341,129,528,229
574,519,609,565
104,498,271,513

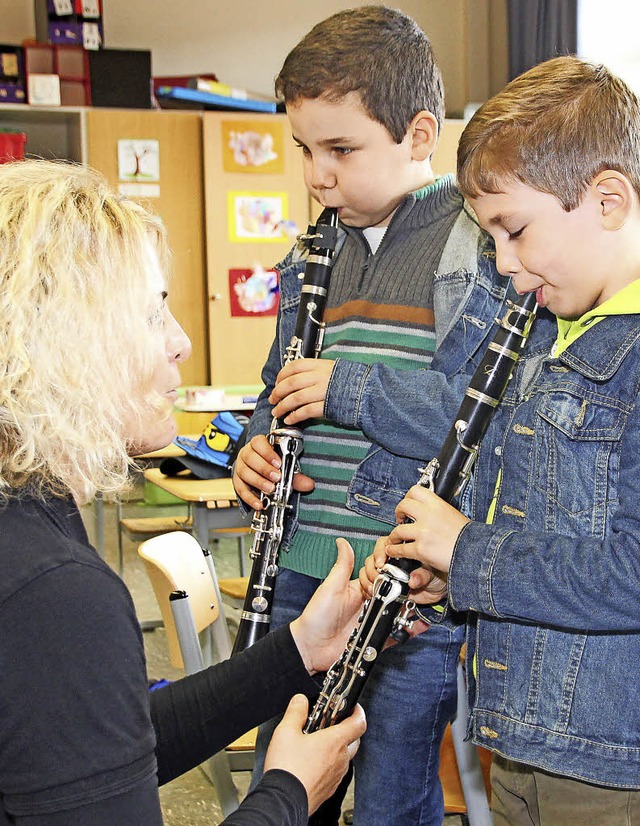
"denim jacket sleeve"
448,317,640,633
324,206,511,461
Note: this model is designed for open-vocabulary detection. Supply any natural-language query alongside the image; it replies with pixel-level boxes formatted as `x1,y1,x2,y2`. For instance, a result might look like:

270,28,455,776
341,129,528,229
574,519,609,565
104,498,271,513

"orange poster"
221,119,285,174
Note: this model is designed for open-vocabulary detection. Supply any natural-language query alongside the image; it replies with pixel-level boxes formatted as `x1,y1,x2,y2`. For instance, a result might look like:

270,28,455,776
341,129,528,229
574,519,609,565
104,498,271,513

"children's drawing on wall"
221,120,285,174
229,129,276,166
229,266,280,317
228,191,289,242
117,139,160,182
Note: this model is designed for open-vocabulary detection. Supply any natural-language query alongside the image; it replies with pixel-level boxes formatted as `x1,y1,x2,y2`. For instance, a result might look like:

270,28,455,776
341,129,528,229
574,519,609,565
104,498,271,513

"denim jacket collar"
559,313,640,380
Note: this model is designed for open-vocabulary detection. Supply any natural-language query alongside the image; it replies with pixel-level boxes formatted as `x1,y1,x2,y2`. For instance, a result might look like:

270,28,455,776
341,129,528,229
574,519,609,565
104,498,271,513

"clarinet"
232,208,339,655
305,290,537,731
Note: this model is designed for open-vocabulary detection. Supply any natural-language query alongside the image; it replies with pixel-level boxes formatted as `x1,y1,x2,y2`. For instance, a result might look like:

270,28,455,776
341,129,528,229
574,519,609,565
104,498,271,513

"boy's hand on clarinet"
233,434,315,511
269,358,335,424
359,484,469,604
359,539,448,608
265,694,366,816
291,538,366,674
387,484,469,575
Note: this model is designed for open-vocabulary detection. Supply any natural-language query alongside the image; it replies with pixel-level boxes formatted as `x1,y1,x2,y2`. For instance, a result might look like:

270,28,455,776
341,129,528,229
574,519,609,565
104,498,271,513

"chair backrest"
138,531,220,668
441,654,492,824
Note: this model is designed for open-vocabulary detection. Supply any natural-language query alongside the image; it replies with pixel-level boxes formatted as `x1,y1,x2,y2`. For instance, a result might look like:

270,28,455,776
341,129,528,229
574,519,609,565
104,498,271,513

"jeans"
251,568,464,825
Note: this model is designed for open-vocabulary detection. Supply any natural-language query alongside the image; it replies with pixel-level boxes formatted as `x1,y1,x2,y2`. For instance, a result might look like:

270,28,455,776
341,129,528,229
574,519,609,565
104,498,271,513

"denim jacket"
449,310,640,787
243,196,512,549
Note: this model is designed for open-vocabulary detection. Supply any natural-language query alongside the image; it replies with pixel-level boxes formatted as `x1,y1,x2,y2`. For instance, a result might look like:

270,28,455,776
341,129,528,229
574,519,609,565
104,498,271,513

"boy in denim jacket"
233,6,509,824
373,56,640,825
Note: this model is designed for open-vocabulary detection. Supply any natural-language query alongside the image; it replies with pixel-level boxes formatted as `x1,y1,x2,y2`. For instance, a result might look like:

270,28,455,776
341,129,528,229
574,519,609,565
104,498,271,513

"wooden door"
85,108,208,387
203,111,310,388
433,119,466,176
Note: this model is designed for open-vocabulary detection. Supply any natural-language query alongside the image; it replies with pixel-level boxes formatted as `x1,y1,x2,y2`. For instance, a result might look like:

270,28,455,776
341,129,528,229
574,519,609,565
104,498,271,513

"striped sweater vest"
281,175,463,579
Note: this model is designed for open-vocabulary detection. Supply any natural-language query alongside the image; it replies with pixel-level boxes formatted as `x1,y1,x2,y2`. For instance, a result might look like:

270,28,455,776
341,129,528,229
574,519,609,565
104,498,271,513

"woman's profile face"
125,243,192,456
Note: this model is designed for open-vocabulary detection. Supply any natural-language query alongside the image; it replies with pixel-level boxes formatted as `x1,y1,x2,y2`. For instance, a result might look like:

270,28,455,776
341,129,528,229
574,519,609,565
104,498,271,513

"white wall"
1,0,507,115
579,0,640,94
1,3,34,44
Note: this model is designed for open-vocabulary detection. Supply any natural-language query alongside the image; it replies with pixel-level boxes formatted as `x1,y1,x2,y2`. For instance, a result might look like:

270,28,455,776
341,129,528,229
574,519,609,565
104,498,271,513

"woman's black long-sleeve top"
0,493,319,825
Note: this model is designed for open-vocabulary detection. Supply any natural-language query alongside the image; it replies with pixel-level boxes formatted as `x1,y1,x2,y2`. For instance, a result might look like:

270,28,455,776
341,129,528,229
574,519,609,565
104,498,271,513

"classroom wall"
1,0,509,117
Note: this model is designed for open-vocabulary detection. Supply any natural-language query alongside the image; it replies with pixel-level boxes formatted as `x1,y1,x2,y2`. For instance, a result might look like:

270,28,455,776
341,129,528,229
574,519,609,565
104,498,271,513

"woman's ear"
593,170,636,230
409,111,439,161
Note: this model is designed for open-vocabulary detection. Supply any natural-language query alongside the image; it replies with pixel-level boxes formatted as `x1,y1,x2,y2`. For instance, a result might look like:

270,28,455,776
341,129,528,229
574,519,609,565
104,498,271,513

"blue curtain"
508,0,578,80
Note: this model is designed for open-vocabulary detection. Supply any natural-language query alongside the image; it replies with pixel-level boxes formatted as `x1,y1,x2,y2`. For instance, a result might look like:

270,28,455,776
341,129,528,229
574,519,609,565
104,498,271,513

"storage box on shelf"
23,42,90,106
0,44,26,105
34,0,103,51
56,44,90,105
87,48,152,108
0,130,26,162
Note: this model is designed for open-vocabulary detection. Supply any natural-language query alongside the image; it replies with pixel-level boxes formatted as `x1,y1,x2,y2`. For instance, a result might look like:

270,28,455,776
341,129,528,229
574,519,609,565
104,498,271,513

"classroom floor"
81,490,464,826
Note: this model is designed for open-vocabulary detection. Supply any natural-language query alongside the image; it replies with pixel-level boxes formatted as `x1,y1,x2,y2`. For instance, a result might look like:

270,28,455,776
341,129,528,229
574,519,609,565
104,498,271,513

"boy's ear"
592,170,636,230
409,111,438,161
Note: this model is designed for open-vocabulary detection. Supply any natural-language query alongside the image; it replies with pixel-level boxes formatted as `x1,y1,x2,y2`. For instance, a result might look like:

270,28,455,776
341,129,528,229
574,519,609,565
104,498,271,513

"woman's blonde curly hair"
0,159,170,504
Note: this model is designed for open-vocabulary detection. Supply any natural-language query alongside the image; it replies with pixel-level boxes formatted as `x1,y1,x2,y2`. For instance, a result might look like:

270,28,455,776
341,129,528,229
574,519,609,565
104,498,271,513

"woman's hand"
265,694,366,815
291,538,365,674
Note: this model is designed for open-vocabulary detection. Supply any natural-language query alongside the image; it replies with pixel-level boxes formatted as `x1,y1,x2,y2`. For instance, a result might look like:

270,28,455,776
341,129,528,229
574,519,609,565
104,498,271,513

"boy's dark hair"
458,55,640,211
274,5,444,143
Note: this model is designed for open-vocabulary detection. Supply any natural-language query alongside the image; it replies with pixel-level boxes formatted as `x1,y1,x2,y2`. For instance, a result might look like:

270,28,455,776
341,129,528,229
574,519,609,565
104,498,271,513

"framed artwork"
117,139,160,182
221,119,285,174
228,267,279,317
228,191,289,242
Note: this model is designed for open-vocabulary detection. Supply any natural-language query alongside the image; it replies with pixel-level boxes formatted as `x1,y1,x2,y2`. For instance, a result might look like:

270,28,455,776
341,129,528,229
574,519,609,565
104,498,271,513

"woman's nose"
166,312,192,363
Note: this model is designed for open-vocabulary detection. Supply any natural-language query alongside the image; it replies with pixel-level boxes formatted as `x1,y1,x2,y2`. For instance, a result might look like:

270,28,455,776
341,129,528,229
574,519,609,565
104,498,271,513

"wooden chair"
116,490,191,577
119,499,250,578
138,531,256,816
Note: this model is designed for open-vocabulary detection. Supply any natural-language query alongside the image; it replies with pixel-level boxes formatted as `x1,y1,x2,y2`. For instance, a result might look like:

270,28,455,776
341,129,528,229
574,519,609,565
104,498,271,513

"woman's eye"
149,294,168,326
509,227,525,240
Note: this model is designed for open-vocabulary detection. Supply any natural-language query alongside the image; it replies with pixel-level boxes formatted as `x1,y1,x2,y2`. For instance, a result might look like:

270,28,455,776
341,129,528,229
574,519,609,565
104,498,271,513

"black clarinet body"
305,290,537,731
232,208,339,655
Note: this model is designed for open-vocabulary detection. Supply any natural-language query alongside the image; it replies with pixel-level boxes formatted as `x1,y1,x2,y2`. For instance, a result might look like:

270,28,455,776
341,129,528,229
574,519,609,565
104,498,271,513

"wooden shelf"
0,103,86,160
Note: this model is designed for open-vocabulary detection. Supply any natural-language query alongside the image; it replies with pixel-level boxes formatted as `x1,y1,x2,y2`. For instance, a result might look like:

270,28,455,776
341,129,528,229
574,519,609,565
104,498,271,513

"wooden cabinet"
0,104,208,387
85,109,207,387
203,111,310,387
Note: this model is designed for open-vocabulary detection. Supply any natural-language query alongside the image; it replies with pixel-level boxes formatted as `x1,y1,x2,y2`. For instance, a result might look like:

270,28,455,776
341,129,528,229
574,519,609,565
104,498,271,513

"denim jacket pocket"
535,388,625,533
347,447,422,525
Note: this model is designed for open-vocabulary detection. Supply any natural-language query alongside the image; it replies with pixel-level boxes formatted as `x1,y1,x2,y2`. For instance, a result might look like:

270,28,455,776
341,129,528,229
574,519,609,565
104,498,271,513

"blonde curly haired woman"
0,160,365,826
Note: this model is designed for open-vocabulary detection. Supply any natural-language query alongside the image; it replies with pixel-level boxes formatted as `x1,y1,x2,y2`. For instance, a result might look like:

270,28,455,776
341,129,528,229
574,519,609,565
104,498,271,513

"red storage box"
0,132,26,163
